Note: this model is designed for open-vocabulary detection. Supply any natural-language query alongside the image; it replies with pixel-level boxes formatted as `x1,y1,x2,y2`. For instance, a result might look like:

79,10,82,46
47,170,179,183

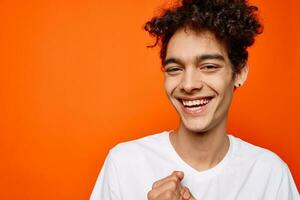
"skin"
147,171,195,200
148,28,248,199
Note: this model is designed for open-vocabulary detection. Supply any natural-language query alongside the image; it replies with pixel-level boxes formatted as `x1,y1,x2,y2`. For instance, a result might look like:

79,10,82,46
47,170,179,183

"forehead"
165,28,228,61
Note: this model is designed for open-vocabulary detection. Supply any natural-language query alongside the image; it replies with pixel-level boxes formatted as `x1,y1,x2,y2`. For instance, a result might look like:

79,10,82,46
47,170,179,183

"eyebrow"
163,53,225,66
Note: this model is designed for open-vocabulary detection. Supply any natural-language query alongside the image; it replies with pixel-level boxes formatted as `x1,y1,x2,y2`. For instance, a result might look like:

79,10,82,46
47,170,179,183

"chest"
117,161,275,200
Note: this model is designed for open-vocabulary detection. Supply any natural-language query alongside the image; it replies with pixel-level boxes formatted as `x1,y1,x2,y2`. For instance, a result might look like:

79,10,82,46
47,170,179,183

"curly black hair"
144,0,263,75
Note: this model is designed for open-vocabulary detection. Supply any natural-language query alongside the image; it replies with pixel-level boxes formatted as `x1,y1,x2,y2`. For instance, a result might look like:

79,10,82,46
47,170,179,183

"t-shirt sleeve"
276,163,299,200
90,151,122,200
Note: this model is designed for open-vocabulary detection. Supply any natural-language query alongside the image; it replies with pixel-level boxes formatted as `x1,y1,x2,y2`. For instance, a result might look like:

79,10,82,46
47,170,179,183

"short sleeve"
276,164,299,200
90,151,122,200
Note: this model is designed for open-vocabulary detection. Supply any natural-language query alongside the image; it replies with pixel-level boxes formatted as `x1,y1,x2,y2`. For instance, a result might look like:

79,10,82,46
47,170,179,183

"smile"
178,97,213,116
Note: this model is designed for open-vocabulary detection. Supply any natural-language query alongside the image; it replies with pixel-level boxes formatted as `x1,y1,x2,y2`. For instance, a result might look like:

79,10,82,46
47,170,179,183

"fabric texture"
90,131,299,200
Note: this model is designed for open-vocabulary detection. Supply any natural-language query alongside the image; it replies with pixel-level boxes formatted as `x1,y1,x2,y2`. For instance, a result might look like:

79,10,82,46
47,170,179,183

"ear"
234,64,248,88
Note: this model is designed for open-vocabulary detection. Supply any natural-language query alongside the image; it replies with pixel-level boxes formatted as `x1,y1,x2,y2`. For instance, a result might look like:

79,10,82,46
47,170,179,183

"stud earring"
235,83,242,88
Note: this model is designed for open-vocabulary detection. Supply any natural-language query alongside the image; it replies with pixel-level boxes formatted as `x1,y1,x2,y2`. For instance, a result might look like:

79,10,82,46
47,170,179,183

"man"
90,0,299,199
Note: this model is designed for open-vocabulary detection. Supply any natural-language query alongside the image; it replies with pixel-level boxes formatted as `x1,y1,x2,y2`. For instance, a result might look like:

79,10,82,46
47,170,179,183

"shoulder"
229,134,286,167
108,131,170,162
229,135,289,182
229,135,299,198
228,134,290,178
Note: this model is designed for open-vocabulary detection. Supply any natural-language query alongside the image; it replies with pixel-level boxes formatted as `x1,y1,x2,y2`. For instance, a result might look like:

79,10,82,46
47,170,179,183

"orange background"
0,0,299,199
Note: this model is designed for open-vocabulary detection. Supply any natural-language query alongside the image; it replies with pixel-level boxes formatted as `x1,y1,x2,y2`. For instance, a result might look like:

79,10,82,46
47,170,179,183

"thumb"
172,171,184,180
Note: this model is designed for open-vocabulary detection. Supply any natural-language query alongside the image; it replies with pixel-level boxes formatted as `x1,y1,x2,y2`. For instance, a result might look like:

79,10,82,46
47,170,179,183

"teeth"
188,107,199,111
182,98,210,106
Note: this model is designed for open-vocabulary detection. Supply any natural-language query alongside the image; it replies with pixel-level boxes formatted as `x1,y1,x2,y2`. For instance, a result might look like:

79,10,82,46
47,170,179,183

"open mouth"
178,96,213,115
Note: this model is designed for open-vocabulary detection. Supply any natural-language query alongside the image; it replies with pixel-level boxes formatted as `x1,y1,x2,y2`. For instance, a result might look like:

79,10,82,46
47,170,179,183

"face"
163,28,247,133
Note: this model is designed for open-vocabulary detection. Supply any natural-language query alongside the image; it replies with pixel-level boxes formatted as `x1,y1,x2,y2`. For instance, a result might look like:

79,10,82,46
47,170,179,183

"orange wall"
0,0,299,199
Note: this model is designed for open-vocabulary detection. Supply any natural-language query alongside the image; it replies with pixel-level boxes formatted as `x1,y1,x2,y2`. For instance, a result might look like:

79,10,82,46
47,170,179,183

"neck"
170,119,230,172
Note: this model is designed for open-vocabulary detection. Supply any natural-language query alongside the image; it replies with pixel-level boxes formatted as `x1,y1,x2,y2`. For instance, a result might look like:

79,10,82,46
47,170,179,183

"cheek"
164,77,180,94
205,72,234,94
205,80,231,95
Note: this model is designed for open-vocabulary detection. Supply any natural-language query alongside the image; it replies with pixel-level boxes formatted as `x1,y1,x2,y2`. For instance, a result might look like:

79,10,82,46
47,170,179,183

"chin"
180,118,211,133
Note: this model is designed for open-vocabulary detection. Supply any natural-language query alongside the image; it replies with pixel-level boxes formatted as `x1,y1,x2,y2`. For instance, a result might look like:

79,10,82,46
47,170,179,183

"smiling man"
90,0,299,199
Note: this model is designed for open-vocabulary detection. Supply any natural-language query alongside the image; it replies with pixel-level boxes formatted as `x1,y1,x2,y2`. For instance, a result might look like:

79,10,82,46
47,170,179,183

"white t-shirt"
90,131,299,200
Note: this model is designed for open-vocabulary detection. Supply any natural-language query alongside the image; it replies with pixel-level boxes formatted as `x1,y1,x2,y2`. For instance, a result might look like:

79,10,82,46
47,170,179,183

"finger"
173,170,184,180
150,177,182,199
182,187,191,200
152,171,184,189
156,189,177,200
182,187,196,200
179,186,186,199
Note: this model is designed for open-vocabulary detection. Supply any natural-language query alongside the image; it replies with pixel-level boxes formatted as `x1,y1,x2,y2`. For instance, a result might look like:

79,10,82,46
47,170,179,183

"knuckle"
147,190,155,200
169,180,177,190
152,181,159,189
185,187,190,193
164,190,173,199
171,174,180,181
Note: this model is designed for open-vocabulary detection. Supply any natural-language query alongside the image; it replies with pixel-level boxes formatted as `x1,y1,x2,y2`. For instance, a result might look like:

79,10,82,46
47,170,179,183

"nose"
179,68,203,93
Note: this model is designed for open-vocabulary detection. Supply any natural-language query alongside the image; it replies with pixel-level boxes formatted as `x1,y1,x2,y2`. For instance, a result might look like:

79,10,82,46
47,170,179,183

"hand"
147,171,196,200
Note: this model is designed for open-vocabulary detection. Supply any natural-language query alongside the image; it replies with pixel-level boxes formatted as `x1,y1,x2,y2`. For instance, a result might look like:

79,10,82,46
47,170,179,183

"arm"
90,152,122,200
275,164,299,200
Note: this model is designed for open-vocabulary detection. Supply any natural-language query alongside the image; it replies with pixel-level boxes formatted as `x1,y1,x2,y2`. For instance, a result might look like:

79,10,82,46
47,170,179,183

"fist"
147,171,195,200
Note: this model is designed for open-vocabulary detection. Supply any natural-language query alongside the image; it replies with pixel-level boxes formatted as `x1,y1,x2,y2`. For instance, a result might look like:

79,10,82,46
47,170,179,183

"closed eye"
166,68,181,72
201,65,220,72
165,66,182,75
